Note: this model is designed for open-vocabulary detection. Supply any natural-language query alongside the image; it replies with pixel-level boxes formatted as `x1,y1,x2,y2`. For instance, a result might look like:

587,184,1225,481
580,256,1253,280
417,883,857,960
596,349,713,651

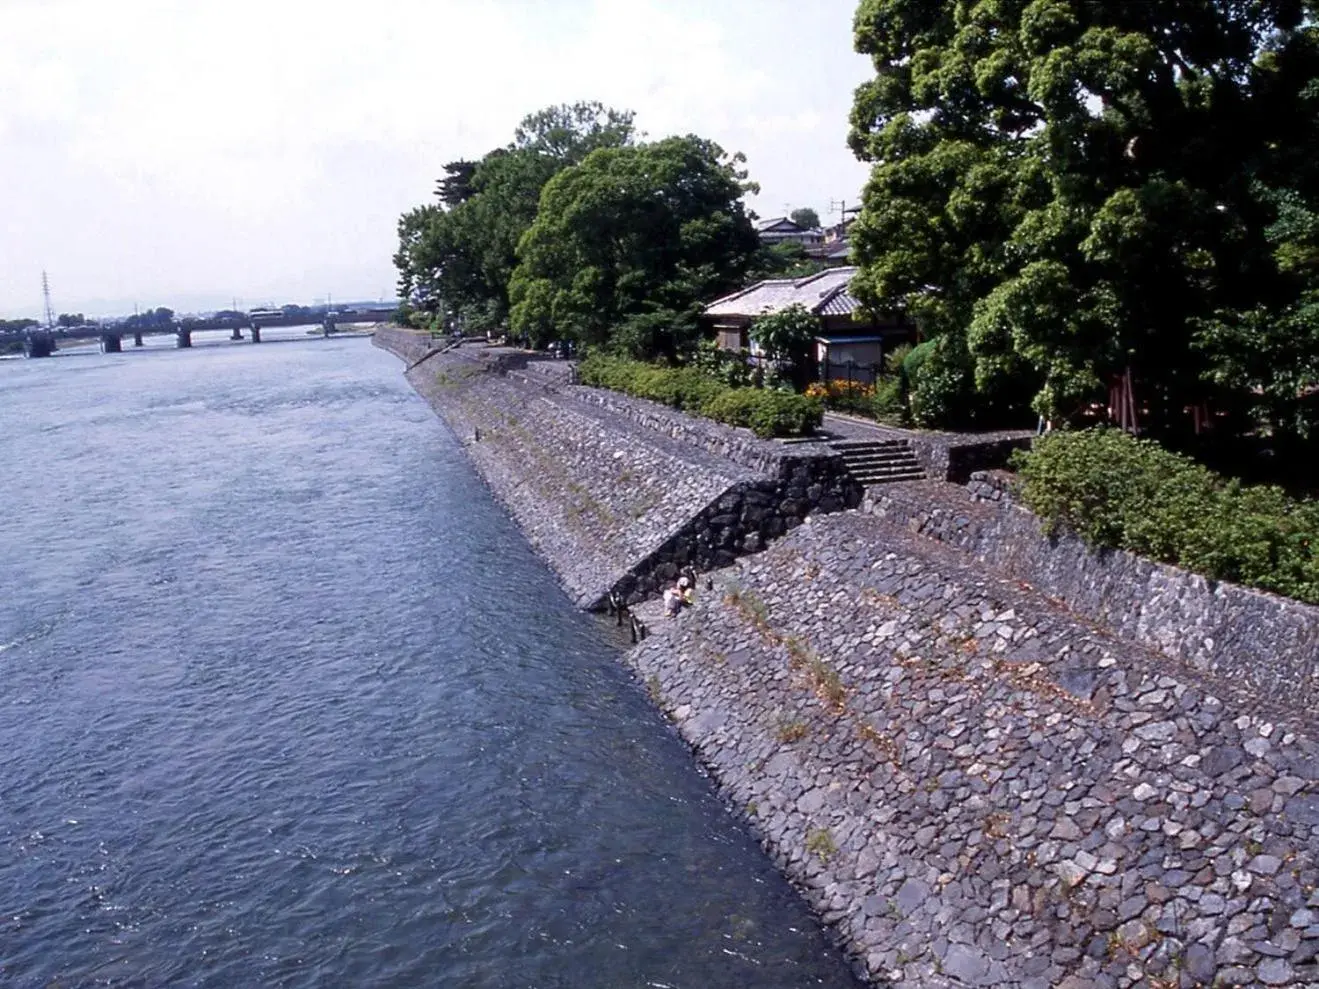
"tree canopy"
507,135,760,357
849,0,1319,439
393,102,638,332
789,207,821,230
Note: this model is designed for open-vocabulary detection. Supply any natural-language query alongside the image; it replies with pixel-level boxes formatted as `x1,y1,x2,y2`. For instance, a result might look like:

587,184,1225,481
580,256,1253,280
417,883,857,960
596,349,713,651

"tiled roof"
755,216,802,232
703,267,861,319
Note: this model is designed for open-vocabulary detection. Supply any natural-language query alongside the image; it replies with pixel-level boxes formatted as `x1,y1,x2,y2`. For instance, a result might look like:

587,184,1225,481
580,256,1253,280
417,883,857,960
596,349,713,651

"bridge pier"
176,328,192,349
24,332,55,358
322,320,335,337
100,332,122,354
133,331,144,347
251,325,262,343
230,327,245,341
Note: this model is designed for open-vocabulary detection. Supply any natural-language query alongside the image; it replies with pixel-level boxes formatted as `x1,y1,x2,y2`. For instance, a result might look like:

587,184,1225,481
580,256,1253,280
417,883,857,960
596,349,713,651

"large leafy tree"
849,0,1319,436
394,103,636,330
790,207,821,229
507,136,761,357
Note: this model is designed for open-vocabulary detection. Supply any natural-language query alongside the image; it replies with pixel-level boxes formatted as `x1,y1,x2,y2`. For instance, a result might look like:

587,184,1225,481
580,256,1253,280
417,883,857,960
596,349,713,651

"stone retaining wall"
374,333,861,607
867,476,1319,718
628,511,1319,989
825,418,1033,482
565,381,804,476
373,326,433,365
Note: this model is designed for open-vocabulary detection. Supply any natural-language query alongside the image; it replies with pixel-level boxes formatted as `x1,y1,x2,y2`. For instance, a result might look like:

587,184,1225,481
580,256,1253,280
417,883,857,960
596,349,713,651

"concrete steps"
828,438,925,486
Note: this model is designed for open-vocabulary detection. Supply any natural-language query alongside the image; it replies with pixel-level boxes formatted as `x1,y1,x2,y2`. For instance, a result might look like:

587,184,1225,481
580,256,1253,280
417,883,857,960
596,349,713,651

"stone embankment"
869,473,1319,716
630,502,1319,989
374,328,860,607
378,326,1319,988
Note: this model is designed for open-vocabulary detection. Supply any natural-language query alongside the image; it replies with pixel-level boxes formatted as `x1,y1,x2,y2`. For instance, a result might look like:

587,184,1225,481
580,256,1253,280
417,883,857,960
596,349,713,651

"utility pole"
41,271,56,330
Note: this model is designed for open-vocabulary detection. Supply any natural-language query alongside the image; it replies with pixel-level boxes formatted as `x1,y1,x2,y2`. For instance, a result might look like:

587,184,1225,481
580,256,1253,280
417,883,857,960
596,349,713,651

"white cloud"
0,0,872,316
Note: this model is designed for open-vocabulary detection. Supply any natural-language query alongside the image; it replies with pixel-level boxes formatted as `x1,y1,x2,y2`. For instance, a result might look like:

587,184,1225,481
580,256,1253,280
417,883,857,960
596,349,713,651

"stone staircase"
828,438,925,486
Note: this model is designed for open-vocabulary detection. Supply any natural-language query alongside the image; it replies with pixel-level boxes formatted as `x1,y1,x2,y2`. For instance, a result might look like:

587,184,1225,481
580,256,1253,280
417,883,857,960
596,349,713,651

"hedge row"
578,355,822,438
1012,428,1319,604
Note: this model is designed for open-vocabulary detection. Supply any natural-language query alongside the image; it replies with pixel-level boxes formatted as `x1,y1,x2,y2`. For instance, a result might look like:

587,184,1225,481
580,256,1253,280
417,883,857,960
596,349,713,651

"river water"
0,339,861,989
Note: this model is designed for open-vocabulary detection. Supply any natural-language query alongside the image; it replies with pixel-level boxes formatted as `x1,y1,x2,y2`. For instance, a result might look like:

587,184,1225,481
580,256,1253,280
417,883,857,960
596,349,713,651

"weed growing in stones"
806,827,837,862
645,675,662,705
783,636,847,710
785,636,810,670
776,720,809,743
857,722,900,763
808,655,847,710
725,587,774,638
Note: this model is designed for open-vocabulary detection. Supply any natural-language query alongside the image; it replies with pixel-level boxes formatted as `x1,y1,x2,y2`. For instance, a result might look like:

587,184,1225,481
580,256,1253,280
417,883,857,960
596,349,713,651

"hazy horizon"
3,0,873,320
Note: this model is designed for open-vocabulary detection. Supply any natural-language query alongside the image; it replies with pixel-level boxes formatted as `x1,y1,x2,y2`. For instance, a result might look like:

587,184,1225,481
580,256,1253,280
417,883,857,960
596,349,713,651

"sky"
0,0,874,318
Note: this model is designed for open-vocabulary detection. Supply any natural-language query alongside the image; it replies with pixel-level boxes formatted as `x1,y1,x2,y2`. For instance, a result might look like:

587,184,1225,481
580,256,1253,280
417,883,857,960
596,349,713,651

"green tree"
849,0,1319,436
748,303,818,386
435,159,478,208
394,102,637,330
508,135,761,358
513,101,637,163
743,241,828,283
789,207,821,230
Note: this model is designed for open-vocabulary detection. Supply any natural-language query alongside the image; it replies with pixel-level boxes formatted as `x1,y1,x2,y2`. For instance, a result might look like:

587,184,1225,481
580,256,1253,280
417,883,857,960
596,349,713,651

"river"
0,339,861,988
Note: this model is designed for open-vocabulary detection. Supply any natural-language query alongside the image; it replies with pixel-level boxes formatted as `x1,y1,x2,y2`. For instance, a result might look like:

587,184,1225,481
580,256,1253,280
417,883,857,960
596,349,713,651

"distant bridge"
21,306,397,356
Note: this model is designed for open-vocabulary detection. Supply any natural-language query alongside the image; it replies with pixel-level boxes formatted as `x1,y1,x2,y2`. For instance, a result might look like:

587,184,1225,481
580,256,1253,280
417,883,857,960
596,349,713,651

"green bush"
871,378,907,425
1012,428,1319,604
578,354,821,438
702,388,823,438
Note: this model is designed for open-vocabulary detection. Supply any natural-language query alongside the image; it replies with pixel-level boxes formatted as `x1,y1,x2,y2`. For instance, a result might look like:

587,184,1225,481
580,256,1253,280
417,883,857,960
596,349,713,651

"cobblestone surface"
628,511,1319,988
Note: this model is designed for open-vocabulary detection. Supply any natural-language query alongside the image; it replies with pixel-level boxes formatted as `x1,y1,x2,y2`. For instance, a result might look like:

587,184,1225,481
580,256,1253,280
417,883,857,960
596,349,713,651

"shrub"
701,388,822,438
1012,428,1319,604
578,354,822,438
872,378,908,425
689,339,755,388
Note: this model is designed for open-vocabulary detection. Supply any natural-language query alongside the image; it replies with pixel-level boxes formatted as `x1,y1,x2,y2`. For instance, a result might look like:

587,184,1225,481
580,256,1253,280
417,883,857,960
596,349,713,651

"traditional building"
755,216,824,247
702,267,913,382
